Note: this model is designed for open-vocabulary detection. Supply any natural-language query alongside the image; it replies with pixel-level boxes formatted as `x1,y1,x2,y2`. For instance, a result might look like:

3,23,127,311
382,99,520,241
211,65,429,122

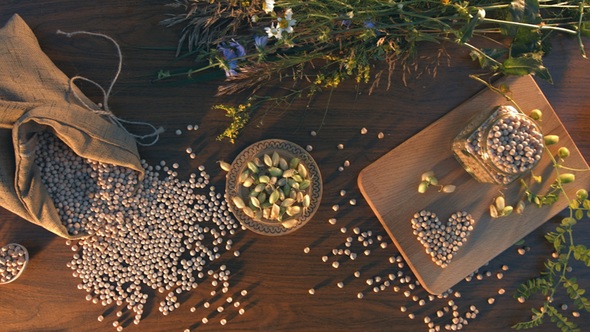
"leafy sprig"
160,0,590,142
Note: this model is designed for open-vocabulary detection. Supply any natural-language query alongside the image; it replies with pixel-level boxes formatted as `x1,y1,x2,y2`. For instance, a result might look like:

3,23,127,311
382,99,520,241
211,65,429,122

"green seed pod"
242,206,255,218
242,177,254,187
254,183,266,193
299,179,311,190
418,181,429,194
516,201,526,214
428,176,439,186
289,158,300,169
495,196,505,211
218,161,231,172
247,161,259,174
558,147,570,159
297,164,308,178
489,204,498,218
272,152,280,167
558,173,575,184
441,185,456,193
269,190,280,204
421,171,435,182
282,169,295,178
257,192,267,204
292,174,303,183
281,198,296,207
271,204,280,220
268,167,283,177
232,196,246,209
302,194,311,208
279,158,289,170
258,175,270,184
239,170,251,183
529,109,543,121
281,218,298,228
501,206,513,217
286,205,301,216
263,154,273,167
544,135,560,145
576,189,588,201
250,196,261,208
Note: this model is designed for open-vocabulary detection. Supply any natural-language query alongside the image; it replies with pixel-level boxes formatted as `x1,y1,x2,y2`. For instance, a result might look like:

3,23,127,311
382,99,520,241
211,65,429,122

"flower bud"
529,109,542,121
544,135,560,145
558,173,575,184
557,147,570,159
576,189,588,201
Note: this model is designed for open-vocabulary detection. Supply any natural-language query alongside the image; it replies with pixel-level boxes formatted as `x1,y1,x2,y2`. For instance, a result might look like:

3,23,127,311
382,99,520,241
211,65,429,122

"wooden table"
1,2,589,331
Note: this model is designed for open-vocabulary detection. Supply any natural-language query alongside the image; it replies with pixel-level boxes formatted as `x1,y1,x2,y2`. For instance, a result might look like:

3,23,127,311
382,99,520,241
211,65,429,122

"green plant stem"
481,18,579,35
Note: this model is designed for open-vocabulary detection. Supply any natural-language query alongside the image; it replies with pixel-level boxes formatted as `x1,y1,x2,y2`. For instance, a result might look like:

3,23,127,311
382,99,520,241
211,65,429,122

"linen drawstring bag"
0,14,160,239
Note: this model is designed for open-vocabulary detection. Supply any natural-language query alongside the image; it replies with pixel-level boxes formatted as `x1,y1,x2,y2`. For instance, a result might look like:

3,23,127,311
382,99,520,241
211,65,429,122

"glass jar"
452,105,544,185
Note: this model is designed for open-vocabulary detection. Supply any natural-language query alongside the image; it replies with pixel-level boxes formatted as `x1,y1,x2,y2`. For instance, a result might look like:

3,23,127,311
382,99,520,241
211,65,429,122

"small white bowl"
0,243,29,285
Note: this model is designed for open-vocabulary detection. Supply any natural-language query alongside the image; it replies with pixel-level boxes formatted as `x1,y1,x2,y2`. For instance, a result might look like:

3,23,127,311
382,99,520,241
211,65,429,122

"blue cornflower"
217,39,246,77
254,35,268,50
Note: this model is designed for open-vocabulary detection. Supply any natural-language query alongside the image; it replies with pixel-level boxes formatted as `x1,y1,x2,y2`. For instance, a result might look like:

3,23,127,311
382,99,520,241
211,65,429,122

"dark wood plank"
0,2,589,331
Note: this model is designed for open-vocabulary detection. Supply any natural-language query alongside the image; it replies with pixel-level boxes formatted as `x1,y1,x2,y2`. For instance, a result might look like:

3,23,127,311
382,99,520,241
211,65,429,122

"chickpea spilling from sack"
34,131,243,327
220,152,311,227
0,243,28,284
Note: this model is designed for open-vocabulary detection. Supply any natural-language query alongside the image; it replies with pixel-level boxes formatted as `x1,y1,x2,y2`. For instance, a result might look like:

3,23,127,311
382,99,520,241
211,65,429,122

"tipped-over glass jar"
452,105,544,185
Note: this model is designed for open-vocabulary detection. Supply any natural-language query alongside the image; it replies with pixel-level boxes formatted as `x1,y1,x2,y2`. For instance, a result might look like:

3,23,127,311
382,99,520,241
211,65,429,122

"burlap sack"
0,14,145,239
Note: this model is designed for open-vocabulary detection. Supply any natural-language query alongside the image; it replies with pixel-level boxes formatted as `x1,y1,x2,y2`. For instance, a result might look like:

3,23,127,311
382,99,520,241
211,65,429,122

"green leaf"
572,244,590,267
575,209,584,220
501,54,552,83
460,8,486,44
545,305,580,332
470,48,507,69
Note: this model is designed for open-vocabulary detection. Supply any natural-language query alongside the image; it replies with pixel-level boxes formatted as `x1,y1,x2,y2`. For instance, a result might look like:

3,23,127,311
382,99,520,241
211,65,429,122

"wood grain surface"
359,75,590,295
0,1,589,331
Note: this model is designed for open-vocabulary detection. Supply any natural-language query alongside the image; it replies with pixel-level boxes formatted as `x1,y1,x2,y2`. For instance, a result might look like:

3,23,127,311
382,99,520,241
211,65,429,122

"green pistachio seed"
281,219,298,228
259,175,270,184
242,206,254,218
279,158,289,170
268,167,283,177
299,179,311,190
272,152,280,167
281,198,296,207
282,169,295,178
289,158,300,169
501,206,513,217
250,196,261,208
269,190,280,204
263,154,273,167
418,181,429,194
298,164,308,178
239,170,251,183
219,161,231,172
286,205,301,216
247,161,259,174
242,177,254,187
495,196,505,211
490,204,499,218
254,183,266,193
302,194,311,208
232,196,246,209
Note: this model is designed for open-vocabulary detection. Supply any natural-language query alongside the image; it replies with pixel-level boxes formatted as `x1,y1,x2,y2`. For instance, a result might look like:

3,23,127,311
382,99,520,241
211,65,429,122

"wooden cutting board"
358,75,590,295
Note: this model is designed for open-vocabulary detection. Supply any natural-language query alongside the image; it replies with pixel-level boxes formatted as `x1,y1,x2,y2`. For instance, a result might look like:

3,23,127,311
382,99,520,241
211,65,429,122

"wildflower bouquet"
159,0,589,142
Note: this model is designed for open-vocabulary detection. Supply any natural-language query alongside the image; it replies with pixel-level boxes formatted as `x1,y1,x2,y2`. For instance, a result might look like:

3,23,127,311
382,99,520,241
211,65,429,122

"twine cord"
56,29,164,146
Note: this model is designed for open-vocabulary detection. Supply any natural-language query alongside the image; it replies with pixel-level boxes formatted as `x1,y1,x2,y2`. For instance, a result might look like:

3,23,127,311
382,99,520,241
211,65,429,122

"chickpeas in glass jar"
452,105,544,185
